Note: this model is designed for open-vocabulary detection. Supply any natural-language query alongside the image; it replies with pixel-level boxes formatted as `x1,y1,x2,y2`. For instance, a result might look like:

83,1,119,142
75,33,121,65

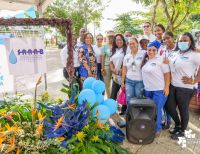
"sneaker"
171,131,184,140
169,126,180,134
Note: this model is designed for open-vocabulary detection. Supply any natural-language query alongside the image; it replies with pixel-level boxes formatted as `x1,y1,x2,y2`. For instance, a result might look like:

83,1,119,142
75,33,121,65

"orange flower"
31,108,36,117
0,135,5,149
5,124,21,134
16,147,20,154
96,110,99,116
54,116,64,130
37,112,45,122
96,120,103,128
34,123,44,137
67,104,76,110
5,136,15,153
57,136,65,141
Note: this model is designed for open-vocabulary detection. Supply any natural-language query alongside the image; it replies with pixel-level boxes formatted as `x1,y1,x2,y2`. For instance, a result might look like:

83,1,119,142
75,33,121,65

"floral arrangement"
0,77,129,154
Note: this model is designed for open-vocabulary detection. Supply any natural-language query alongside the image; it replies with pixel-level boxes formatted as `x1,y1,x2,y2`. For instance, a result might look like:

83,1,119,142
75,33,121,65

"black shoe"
169,126,180,134
117,121,126,128
171,131,184,140
162,123,171,130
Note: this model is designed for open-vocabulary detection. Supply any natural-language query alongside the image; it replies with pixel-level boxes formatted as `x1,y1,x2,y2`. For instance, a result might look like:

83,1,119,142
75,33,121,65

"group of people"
60,21,200,140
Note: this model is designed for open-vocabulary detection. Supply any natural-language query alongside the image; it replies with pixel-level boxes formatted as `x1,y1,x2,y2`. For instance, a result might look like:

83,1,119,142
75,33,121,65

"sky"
88,0,146,35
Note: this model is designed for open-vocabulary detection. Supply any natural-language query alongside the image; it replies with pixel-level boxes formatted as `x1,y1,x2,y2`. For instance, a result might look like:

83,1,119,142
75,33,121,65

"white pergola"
0,0,53,13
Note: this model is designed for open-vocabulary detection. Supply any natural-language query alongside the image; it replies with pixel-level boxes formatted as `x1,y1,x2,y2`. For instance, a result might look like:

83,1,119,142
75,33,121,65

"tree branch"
173,0,193,30
160,0,173,30
152,0,159,28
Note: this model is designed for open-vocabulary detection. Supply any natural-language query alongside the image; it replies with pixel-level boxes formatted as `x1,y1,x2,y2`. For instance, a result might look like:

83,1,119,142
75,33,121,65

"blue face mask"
178,42,189,51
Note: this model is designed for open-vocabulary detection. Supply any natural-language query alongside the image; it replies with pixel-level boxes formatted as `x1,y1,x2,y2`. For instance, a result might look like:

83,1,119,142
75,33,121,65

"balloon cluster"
78,77,117,124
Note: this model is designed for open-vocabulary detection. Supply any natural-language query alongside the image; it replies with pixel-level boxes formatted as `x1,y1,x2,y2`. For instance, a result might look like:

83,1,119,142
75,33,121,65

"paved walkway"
4,47,200,154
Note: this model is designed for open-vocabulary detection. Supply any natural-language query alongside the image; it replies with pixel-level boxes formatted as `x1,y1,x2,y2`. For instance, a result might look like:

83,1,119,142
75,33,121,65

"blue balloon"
93,105,110,124
101,99,117,115
92,80,105,94
78,89,96,106
96,94,104,104
83,77,96,89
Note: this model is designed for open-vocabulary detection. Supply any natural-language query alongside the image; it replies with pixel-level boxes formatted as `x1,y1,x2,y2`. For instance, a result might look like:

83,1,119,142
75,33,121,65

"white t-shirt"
157,46,176,58
93,45,102,63
123,50,146,81
142,57,170,91
60,45,80,68
168,50,200,89
110,48,126,71
142,34,156,43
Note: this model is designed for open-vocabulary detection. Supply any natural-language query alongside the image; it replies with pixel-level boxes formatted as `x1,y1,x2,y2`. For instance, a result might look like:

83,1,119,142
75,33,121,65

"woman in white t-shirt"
141,41,171,134
165,32,200,140
93,34,104,81
121,37,145,103
110,34,127,115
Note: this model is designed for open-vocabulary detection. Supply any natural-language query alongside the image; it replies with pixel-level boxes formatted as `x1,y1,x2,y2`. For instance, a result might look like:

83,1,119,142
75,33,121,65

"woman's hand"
101,69,106,76
163,87,169,96
121,82,125,88
163,57,169,64
87,69,92,77
182,76,195,85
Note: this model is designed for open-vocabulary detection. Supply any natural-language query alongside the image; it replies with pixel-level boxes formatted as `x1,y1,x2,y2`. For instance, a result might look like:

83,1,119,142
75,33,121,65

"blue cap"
147,40,161,50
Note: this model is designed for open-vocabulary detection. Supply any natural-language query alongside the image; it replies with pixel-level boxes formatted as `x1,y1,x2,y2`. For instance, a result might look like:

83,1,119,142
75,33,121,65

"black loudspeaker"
126,98,156,144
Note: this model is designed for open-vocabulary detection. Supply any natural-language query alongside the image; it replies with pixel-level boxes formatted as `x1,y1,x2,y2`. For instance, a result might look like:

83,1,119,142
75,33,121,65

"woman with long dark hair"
110,34,127,115
165,32,200,140
78,33,97,87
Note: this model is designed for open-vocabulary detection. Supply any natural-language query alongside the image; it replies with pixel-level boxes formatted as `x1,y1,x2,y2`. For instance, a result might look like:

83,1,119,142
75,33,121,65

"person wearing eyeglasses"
93,33,104,81
101,30,115,97
141,41,171,135
164,32,200,140
142,22,156,43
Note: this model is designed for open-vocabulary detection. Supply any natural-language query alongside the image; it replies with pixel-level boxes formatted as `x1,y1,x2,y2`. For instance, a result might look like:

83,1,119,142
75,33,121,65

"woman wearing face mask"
110,34,127,115
141,41,171,135
101,31,115,98
78,33,97,87
165,32,200,140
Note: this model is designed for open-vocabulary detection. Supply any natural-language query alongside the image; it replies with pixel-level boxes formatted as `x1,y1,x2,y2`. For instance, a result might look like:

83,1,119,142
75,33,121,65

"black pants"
110,80,127,112
97,63,104,81
166,84,194,131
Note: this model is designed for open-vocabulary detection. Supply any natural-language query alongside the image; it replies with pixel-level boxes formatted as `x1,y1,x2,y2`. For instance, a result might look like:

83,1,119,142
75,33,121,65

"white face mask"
178,42,189,51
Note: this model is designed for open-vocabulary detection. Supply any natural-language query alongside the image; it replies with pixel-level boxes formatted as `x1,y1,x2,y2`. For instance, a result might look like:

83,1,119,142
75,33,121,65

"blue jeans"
144,90,168,132
126,78,144,104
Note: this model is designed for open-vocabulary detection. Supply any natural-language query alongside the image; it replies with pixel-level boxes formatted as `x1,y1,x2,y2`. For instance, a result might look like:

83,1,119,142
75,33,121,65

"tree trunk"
152,0,159,30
